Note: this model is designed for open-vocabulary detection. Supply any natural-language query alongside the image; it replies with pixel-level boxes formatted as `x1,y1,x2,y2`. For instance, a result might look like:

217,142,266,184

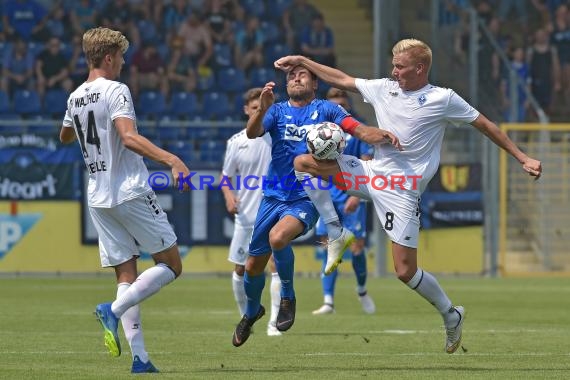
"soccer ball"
306,122,346,160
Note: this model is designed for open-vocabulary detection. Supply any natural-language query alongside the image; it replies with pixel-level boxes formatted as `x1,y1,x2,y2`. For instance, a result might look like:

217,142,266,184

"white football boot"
445,306,465,353
312,303,335,315
324,228,355,275
358,293,376,314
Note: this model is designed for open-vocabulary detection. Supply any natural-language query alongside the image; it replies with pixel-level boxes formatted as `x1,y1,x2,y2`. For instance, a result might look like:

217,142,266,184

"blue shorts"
316,201,367,239
249,196,319,256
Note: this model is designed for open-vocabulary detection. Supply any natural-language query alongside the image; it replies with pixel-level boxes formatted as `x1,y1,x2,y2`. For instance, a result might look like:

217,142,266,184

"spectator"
178,12,213,69
69,0,98,34
439,0,469,62
501,47,531,122
527,27,561,115
478,17,502,119
300,13,336,67
68,33,89,88
162,0,192,41
97,0,141,48
205,0,234,44
167,36,197,93
2,0,48,41
472,0,494,24
497,0,528,27
282,0,320,52
234,15,264,72
35,36,73,98
1,38,35,95
129,41,169,99
45,6,72,42
548,4,570,101
211,0,244,22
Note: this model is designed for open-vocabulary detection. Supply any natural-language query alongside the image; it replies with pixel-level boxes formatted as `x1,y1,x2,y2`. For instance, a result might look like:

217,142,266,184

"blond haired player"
59,27,191,373
275,38,542,354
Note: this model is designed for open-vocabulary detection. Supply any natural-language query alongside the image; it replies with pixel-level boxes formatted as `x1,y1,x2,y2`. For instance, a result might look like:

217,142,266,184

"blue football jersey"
262,98,351,201
330,134,374,203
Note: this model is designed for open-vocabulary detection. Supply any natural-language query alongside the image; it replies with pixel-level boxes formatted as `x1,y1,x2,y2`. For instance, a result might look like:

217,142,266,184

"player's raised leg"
294,154,355,275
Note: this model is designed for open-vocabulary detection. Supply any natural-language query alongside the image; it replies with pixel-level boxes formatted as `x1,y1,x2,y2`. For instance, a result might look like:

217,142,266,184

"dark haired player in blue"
232,65,400,347
313,88,376,316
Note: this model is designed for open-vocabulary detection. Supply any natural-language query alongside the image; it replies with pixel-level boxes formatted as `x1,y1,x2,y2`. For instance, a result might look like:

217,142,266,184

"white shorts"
227,224,253,266
89,192,177,267
337,155,421,248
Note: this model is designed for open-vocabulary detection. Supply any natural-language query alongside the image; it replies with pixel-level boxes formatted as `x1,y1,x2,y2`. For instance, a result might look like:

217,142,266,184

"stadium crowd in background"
0,0,337,106
0,0,568,167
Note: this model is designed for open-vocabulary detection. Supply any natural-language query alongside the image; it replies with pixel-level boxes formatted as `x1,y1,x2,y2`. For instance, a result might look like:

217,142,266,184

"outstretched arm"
352,124,402,150
471,114,542,179
246,81,275,138
114,117,192,191
339,117,402,150
275,55,357,92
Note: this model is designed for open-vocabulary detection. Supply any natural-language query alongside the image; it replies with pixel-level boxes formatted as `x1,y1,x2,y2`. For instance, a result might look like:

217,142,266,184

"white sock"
406,268,453,316
324,294,334,305
232,271,247,317
117,283,148,363
295,170,341,239
269,272,281,323
112,263,176,317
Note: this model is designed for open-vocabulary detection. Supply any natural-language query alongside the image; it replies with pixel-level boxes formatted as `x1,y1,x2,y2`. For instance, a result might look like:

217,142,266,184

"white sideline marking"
373,329,552,334
303,352,570,357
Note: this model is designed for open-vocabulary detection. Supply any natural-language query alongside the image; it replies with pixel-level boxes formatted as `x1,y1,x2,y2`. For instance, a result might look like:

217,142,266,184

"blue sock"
351,250,367,288
244,272,265,319
273,245,295,299
321,251,337,300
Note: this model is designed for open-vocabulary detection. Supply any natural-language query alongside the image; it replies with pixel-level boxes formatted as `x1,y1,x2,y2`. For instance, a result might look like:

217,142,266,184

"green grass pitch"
1,275,569,379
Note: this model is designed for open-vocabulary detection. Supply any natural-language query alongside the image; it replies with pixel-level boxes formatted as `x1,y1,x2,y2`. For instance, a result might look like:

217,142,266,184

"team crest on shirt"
418,94,427,106
347,159,359,168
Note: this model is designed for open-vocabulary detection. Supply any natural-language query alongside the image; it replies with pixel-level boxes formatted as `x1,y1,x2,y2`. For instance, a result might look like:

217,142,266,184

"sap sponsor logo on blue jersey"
0,214,42,259
284,123,316,142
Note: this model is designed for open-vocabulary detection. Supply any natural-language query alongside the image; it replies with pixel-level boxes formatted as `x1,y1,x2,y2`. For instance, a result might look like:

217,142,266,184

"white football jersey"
355,78,479,194
222,129,271,227
62,77,152,207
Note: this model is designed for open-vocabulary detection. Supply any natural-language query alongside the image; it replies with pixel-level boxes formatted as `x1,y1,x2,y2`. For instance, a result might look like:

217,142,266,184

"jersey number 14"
74,110,101,158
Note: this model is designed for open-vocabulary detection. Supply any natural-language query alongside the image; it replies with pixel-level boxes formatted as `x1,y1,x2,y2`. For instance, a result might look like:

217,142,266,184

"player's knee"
234,265,245,276
245,255,267,275
170,261,183,278
268,229,288,250
394,266,415,283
